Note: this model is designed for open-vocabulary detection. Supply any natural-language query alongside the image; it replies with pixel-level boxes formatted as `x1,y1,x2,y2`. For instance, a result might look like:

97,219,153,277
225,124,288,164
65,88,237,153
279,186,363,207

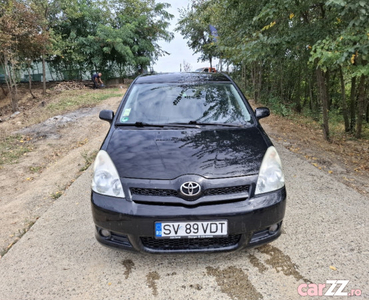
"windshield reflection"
109,127,265,179
119,83,252,126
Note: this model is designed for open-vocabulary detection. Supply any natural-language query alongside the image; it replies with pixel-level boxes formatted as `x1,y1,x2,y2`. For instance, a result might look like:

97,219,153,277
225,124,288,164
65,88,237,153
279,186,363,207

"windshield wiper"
165,122,200,128
117,122,199,128
117,121,244,128
117,122,164,127
188,121,244,127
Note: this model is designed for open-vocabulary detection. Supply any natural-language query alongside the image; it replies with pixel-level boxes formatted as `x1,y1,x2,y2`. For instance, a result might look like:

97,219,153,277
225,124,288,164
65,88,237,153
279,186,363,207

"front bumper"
91,187,286,253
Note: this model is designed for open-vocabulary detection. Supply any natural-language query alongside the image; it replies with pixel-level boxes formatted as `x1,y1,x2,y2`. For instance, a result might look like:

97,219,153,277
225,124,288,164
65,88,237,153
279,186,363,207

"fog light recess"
100,229,112,238
268,223,279,234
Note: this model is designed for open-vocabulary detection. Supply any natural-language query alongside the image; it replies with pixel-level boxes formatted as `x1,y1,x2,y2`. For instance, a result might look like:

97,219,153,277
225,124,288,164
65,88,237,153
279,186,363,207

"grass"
46,88,122,115
0,134,33,165
17,88,124,129
0,87,124,165
240,83,369,143
256,95,369,143
50,177,79,200
51,190,63,199
29,165,44,173
80,150,98,172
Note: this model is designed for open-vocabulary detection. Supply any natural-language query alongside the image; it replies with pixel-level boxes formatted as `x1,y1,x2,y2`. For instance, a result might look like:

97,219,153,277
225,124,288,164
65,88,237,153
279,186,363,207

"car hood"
106,127,270,180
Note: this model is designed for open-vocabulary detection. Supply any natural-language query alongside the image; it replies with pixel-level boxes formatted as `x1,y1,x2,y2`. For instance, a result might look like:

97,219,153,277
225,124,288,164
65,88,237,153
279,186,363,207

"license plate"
155,220,228,239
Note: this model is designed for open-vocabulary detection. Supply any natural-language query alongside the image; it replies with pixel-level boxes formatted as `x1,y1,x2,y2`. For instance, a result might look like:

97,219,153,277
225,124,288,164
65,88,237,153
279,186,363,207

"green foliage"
1,0,173,90
176,1,219,66
50,0,174,75
183,0,368,139
263,96,293,118
311,0,369,77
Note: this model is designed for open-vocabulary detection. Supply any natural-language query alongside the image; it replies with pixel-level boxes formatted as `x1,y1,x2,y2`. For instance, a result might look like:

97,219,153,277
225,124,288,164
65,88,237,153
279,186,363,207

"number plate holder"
155,220,228,239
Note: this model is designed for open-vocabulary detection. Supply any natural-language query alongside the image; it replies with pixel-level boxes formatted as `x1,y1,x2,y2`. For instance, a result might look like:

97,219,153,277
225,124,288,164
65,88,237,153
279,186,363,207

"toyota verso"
91,72,286,253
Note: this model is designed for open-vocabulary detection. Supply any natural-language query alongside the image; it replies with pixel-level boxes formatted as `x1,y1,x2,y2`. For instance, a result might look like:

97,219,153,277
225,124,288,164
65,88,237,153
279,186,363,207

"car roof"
135,72,231,84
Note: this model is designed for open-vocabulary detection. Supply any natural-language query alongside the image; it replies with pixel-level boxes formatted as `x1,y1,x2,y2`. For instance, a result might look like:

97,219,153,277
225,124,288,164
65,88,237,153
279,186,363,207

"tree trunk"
355,74,366,138
3,54,12,95
316,66,330,141
349,76,356,132
251,63,257,102
324,70,331,111
339,67,350,132
242,63,247,91
279,62,284,99
27,67,36,99
309,71,314,111
4,55,18,112
0,84,8,96
42,56,46,95
365,79,369,123
255,62,263,103
295,64,302,113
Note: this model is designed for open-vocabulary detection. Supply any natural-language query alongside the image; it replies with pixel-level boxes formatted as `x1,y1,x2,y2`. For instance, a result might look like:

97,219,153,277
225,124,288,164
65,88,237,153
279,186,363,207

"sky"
153,0,218,73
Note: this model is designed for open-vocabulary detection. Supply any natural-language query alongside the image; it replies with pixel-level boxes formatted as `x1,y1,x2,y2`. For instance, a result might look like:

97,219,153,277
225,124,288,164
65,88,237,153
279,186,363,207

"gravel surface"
0,140,368,300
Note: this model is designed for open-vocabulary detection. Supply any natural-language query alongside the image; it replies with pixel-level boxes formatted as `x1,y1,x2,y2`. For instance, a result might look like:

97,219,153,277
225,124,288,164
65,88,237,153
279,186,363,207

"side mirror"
255,107,270,120
99,110,114,123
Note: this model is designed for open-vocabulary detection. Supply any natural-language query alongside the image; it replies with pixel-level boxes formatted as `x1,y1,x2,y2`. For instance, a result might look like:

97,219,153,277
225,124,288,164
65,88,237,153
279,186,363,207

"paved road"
0,143,368,300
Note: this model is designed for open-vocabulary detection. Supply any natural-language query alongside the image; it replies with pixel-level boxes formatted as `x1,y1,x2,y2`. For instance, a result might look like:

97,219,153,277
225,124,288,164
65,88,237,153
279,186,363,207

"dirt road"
0,94,123,253
0,93,368,299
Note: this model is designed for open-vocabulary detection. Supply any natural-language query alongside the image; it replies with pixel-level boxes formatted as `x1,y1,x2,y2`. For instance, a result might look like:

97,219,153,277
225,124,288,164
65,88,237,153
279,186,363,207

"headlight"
255,146,285,195
92,150,125,198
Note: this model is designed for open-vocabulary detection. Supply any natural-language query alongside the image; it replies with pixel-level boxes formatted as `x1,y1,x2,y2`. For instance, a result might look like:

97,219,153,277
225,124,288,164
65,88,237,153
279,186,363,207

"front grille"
141,235,241,251
203,185,249,196
130,187,178,197
130,185,249,198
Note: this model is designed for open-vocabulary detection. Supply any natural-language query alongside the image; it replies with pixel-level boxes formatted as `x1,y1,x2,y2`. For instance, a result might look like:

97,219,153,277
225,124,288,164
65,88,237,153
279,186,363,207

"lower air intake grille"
130,187,178,197
141,235,241,251
202,185,249,196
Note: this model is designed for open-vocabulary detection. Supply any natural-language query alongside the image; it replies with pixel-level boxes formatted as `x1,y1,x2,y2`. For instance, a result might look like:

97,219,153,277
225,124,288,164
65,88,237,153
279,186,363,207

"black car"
91,72,286,253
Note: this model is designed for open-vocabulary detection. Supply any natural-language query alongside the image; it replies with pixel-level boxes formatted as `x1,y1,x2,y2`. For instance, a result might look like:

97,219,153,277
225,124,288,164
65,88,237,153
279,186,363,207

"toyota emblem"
180,181,201,197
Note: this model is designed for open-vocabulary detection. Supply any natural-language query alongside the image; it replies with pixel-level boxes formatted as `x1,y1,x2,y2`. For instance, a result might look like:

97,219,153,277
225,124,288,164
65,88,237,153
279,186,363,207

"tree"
0,0,174,110
182,0,368,140
176,1,218,68
0,0,50,111
30,0,60,95
49,0,173,77
108,0,174,73
311,0,369,138
182,60,192,72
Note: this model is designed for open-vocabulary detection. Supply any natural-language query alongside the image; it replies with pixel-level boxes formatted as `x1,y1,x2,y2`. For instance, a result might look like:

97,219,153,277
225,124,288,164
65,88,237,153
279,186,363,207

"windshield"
118,83,253,125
